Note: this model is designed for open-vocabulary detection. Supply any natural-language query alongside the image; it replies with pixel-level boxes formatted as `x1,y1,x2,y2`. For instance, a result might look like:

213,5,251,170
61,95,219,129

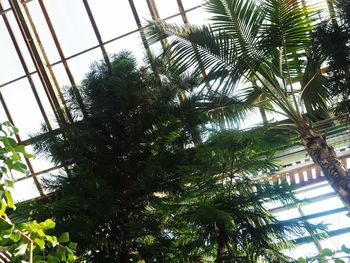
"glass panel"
0,102,9,123
30,73,59,129
309,211,350,230
181,0,205,10
302,196,344,215
105,33,146,65
164,14,184,25
153,0,179,18
51,63,78,116
1,78,46,140
67,48,104,84
13,177,40,202
26,1,61,63
44,0,98,56
4,10,37,73
284,243,319,259
0,16,26,84
38,168,66,195
184,5,211,25
26,145,55,173
133,0,152,25
1,0,11,10
86,0,138,41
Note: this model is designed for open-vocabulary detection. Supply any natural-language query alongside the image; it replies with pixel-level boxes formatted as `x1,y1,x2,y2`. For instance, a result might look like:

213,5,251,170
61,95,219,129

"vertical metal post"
176,0,189,24
37,0,87,117
0,2,52,131
128,0,155,65
145,0,168,48
82,0,111,67
9,0,72,123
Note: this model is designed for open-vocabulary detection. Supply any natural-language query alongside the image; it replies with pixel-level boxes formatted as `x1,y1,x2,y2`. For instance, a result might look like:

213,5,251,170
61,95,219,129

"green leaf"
58,232,70,243
37,228,46,237
55,246,66,261
47,255,60,263
40,219,56,230
0,201,7,216
4,180,13,188
297,258,307,263
67,242,77,250
67,252,76,263
47,235,58,247
9,230,21,242
4,190,14,209
335,259,345,263
320,248,333,257
34,238,45,249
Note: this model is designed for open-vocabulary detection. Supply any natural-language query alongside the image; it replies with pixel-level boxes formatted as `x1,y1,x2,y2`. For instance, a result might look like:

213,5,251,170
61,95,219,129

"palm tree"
146,0,350,210
312,0,350,120
160,130,324,262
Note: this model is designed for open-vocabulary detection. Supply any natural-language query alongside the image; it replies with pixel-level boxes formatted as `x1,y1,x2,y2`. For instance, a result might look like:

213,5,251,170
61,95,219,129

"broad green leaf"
67,253,76,263
34,238,45,249
297,258,307,263
29,221,40,231
37,228,46,237
320,248,333,257
47,235,58,247
335,259,345,263
40,219,56,230
9,230,21,242
4,180,13,188
58,232,70,243
47,255,60,263
68,242,77,250
55,246,66,261
33,255,45,263
4,190,14,209
0,201,6,216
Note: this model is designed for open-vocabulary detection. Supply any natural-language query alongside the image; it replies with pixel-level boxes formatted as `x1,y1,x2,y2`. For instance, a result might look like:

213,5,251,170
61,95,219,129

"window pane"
105,33,145,64
0,17,26,84
67,48,103,83
26,1,61,63
86,0,138,41
1,79,46,139
153,0,179,18
44,0,98,56
13,177,40,202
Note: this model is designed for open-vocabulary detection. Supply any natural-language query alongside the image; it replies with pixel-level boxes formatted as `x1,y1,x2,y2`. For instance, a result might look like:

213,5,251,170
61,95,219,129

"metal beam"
37,0,87,117
0,2,52,131
82,0,110,66
9,0,72,123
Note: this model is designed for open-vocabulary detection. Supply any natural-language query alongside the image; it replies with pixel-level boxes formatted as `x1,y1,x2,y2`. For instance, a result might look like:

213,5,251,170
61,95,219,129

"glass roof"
0,0,348,259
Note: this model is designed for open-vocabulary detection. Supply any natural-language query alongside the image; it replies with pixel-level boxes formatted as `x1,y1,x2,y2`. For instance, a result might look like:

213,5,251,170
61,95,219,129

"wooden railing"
271,150,350,188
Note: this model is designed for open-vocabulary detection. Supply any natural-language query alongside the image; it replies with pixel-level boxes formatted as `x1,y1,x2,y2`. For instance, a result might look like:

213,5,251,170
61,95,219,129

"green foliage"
298,245,350,263
26,52,207,262
157,129,324,262
311,0,350,120
0,122,76,263
21,51,324,262
147,0,327,129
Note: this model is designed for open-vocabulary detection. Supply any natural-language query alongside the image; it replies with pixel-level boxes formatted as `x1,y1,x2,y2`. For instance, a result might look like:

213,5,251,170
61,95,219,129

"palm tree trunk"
299,121,350,210
216,223,228,263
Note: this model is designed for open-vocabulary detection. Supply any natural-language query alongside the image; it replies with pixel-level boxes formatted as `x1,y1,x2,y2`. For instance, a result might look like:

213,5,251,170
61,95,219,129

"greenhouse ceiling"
0,0,349,260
